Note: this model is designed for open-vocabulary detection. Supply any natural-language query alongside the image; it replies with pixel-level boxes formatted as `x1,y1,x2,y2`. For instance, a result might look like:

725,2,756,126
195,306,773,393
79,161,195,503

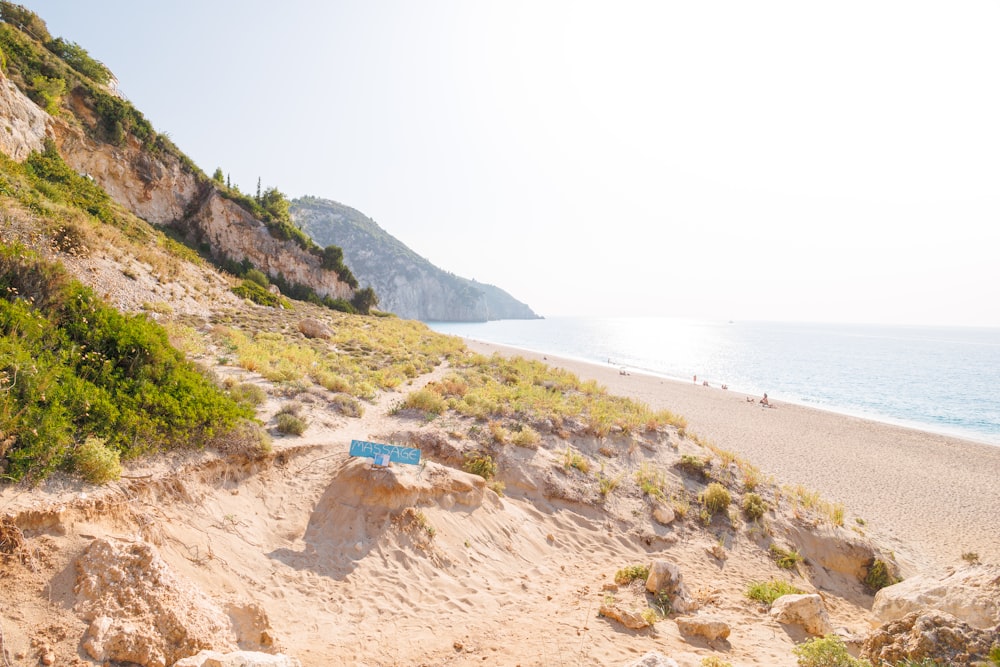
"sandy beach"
465,339,1000,573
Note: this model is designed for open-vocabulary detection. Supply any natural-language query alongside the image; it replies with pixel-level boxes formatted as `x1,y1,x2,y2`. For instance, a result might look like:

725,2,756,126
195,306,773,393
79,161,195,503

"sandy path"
465,340,1000,573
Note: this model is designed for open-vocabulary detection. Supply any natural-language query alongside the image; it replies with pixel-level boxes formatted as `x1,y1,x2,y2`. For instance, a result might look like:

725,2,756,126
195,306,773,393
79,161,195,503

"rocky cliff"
291,196,540,322
0,29,354,304
0,73,48,159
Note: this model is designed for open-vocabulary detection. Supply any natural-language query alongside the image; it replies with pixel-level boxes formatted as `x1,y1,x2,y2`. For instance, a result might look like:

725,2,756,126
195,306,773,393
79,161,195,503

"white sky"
20,1,1000,326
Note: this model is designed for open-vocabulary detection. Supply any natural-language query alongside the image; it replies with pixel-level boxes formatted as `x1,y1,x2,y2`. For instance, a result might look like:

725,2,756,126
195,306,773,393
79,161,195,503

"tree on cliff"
351,287,378,315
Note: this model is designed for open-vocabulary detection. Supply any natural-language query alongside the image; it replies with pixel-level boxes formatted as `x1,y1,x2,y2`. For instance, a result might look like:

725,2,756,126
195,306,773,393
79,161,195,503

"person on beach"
760,393,770,407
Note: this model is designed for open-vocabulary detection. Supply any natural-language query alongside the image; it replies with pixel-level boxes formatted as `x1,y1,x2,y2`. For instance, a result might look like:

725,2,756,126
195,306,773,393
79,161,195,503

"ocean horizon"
428,317,1000,448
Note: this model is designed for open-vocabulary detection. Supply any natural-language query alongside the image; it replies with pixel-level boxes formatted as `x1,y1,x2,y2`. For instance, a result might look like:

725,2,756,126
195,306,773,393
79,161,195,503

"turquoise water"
428,317,1000,446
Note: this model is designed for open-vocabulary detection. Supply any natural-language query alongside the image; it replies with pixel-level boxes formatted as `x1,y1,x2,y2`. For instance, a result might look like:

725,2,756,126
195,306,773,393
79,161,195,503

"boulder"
173,651,303,667
872,563,1000,629
74,538,238,667
297,318,332,340
769,593,834,636
675,615,731,642
599,603,651,630
862,610,1000,667
652,505,675,525
624,651,680,667
645,560,696,613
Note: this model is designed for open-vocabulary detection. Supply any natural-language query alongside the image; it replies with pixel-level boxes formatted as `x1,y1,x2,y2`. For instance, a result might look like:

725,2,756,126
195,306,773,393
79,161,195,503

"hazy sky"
19,1,1000,326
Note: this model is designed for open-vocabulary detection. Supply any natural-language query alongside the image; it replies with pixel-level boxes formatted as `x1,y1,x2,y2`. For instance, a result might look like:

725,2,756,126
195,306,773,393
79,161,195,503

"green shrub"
0,244,252,481
676,454,708,478
700,482,731,514
46,37,111,84
614,564,649,585
275,412,307,436
211,419,271,457
511,424,540,448
403,388,447,415
651,589,671,616
0,3,52,42
228,382,267,407
742,492,768,520
989,642,1000,666
863,559,897,592
72,437,121,484
745,579,804,606
635,463,667,500
770,544,804,569
24,141,115,223
639,607,659,626
562,447,589,474
31,74,64,114
243,268,270,288
463,451,497,480
329,393,362,417
701,658,733,667
232,279,286,308
792,635,872,667
597,471,621,498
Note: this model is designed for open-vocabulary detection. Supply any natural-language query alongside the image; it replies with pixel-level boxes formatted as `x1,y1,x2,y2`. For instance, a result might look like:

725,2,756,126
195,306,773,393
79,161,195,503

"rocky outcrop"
297,318,332,340
51,98,198,224
291,196,540,321
675,616,731,642
645,559,696,613
769,593,834,636
599,603,651,630
872,563,1000,629
0,72,49,161
182,190,352,301
862,610,1000,667
74,538,239,667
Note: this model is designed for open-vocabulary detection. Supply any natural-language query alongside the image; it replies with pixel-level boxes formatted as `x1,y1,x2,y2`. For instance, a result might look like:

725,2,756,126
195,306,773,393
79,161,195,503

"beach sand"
466,339,1000,573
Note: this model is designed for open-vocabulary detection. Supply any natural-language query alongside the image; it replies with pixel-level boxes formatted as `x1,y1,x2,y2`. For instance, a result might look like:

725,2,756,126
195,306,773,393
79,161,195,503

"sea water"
427,317,1000,447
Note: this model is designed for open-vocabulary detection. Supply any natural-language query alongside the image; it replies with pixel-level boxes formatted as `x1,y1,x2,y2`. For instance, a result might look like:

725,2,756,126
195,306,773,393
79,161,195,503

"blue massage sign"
349,439,421,465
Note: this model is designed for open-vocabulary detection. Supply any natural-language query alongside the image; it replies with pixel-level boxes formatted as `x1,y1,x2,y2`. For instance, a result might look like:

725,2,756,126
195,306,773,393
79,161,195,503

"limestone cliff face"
184,190,352,300
51,96,198,225
0,69,351,302
292,197,540,322
0,71,49,161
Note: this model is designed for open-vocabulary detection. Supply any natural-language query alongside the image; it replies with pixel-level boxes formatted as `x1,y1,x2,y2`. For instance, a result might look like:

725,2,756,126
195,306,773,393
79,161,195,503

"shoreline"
463,338,1000,573
460,335,1000,449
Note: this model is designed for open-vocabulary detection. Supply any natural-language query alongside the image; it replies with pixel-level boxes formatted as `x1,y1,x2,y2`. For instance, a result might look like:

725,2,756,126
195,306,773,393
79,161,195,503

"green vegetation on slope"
426,353,686,437
0,244,254,482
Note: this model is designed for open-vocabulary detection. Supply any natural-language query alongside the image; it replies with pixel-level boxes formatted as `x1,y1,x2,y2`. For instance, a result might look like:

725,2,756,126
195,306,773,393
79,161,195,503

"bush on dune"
0,243,254,482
